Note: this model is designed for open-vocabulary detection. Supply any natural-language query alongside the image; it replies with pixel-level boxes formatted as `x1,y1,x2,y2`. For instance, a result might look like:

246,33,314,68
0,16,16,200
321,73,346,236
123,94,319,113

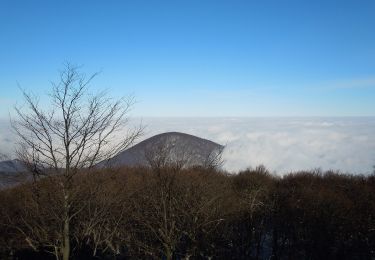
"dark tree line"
1,166,374,260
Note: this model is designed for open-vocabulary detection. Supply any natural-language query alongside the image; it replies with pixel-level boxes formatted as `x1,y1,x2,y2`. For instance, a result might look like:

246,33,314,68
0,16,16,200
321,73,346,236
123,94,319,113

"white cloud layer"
0,119,15,159
2,117,375,175
136,117,375,175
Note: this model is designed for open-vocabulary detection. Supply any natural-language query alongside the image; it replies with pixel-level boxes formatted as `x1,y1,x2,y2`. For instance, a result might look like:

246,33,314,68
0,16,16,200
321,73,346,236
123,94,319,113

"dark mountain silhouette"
0,159,30,189
0,159,27,173
99,132,224,169
0,132,224,188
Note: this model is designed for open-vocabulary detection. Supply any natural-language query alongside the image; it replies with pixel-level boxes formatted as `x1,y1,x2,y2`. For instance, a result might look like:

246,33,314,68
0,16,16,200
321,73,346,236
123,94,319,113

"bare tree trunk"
63,216,70,260
63,191,70,260
165,246,173,260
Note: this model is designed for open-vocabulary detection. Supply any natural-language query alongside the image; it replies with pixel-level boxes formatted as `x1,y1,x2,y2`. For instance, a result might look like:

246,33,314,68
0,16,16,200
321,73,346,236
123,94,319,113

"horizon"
1,117,375,174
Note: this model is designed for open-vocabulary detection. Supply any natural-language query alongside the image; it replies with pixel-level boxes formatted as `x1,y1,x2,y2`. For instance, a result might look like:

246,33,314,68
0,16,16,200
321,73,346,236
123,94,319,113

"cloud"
135,117,375,175
1,117,375,175
0,119,15,157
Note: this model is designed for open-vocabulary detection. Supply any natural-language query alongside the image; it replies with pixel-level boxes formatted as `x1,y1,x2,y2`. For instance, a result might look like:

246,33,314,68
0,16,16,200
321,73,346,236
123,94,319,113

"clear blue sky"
1,0,375,117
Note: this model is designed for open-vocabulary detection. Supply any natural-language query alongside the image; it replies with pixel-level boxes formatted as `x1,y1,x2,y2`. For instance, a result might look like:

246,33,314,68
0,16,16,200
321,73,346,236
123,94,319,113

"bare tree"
144,138,224,172
202,148,224,171
144,141,191,172
11,64,142,260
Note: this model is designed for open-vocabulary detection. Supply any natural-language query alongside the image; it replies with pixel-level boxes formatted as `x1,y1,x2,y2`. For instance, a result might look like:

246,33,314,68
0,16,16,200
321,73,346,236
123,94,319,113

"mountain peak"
102,132,224,169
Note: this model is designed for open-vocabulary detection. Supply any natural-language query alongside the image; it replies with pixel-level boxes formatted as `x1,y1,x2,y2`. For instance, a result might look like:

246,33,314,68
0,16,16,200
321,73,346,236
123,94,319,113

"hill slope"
0,159,27,173
100,132,224,169
0,159,30,188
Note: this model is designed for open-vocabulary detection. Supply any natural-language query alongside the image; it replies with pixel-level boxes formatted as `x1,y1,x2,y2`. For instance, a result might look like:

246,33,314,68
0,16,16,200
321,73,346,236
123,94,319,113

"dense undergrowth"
1,166,374,259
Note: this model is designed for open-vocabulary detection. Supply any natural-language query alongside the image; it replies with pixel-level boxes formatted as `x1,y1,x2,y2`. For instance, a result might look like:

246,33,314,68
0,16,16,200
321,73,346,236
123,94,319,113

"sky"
0,0,375,117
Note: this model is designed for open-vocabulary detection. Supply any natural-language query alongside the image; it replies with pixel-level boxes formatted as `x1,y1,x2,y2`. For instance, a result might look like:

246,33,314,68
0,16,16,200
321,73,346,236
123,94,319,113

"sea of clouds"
1,117,375,175
137,117,375,175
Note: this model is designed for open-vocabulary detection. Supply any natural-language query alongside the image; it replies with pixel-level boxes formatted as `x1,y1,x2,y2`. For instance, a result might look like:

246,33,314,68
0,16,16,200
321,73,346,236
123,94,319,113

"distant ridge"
0,159,27,173
0,159,30,189
0,132,224,188
99,132,224,169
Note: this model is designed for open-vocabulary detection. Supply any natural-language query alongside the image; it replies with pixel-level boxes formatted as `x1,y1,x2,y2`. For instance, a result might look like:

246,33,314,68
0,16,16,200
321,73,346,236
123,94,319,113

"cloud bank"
0,119,15,159
136,117,375,175
1,117,375,175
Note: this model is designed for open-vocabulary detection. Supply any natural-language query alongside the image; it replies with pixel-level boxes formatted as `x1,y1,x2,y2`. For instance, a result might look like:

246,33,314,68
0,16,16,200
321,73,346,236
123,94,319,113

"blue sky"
1,0,375,117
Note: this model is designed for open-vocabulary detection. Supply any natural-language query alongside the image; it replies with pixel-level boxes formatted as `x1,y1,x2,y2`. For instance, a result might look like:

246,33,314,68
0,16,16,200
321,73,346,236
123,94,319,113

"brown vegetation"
1,166,374,259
